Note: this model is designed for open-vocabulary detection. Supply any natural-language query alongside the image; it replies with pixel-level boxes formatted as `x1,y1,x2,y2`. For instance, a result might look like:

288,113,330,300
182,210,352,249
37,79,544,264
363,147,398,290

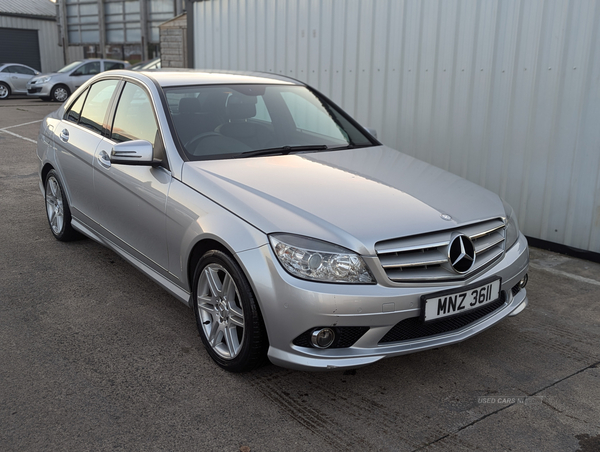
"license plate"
421,277,502,322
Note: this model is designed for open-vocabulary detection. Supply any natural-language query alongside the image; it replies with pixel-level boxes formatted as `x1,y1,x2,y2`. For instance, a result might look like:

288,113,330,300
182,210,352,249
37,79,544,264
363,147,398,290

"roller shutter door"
0,28,41,71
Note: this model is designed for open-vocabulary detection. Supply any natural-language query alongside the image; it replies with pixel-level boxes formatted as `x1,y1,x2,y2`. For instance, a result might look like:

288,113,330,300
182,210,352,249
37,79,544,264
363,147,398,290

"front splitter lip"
267,288,528,371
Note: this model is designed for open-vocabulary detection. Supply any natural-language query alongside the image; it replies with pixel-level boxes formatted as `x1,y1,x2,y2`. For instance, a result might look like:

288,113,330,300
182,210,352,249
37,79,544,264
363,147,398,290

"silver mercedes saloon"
37,69,529,372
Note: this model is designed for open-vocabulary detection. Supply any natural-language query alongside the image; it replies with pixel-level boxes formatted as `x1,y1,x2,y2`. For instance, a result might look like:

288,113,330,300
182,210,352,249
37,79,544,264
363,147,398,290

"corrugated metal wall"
193,0,600,253
0,16,83,72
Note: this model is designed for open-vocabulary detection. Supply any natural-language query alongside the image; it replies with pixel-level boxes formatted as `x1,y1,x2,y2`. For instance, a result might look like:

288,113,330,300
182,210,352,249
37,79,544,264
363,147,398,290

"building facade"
188,0,600,256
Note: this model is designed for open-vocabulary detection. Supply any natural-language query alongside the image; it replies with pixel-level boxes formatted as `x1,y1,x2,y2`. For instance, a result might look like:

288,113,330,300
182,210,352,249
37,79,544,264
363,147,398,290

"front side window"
111,82,158,145
164,84,375,160
78,80,119,134
73,62,101,76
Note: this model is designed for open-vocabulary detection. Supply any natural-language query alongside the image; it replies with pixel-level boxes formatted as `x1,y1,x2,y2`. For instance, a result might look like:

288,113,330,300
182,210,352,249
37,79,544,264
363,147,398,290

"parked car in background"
27,59,130,102
36,70,529,372
0,63,40,99
130,57,161,71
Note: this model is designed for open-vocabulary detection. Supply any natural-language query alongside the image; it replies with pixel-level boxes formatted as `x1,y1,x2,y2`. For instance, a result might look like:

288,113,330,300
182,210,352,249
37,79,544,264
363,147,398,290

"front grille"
379,292,506,344
375,218,506,282
293,327,370,348
28,88,41,94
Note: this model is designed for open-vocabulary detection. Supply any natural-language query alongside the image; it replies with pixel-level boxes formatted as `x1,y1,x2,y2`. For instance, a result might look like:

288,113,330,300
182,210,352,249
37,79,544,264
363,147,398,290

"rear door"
53,79,120,222
93,81,171,271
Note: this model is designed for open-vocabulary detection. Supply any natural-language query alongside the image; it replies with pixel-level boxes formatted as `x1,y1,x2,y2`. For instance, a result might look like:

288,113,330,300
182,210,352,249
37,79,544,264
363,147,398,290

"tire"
44,170,80,241
50,84,70,102
0,82,10,100
193,250,268,372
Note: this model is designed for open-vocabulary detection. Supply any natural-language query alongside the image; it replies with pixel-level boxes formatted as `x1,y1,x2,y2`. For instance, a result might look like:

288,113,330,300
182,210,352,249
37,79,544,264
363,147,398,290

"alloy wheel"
53,87,68,102
45,176,64,234
196,263,245,359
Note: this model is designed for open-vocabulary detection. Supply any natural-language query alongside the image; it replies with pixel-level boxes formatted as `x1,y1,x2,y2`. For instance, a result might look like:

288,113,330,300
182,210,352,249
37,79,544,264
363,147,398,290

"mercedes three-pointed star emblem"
448,234,476,274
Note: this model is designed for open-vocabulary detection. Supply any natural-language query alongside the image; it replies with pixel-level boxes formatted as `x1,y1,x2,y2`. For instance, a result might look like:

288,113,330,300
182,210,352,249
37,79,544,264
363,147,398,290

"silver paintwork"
110,140,154,165
36,69,529,371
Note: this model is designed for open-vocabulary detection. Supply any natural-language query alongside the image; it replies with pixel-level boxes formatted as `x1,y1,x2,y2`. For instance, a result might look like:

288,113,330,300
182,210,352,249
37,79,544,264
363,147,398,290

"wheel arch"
0,81,11,97
186,236,270,345
51,83,71,101
41,163,55,189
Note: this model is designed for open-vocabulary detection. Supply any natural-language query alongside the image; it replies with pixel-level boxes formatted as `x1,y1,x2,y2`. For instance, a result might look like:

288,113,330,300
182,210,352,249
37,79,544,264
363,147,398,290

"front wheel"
0,82,10,99
193,250,268,372
51,85,70,102
44,170,80,241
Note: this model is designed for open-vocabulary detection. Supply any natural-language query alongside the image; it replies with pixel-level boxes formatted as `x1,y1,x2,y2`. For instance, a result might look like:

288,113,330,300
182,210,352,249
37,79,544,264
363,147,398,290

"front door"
92,81,170,272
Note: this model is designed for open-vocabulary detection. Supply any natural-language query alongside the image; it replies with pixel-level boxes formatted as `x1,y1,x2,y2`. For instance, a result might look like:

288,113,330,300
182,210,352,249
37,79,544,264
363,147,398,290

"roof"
0,0,56,19
138,69,302,87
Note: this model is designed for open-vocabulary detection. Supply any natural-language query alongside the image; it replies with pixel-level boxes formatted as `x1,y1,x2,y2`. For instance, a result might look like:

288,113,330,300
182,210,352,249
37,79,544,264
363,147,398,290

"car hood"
181,146,505,255
29,72,59,82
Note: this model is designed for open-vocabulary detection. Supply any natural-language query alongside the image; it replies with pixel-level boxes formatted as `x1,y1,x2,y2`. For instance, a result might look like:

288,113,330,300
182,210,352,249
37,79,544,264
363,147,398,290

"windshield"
58,60,83,73
164,84,375,160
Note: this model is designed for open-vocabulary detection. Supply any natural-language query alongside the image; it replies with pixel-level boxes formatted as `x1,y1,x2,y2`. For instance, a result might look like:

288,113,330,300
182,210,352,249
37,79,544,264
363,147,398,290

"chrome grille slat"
376,218,506,283
473,231,505,254
379,249,448,268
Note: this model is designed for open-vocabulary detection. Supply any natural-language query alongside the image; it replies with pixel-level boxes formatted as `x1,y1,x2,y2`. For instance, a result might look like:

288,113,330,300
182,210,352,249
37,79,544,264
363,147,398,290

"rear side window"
111,82,158,144
15,66,35,75
79,80,119,134
65,88,89,123
104,62,124,71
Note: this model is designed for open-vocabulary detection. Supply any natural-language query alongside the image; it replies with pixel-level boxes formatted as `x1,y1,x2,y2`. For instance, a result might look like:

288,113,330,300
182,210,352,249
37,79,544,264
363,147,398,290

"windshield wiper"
240,144,329,158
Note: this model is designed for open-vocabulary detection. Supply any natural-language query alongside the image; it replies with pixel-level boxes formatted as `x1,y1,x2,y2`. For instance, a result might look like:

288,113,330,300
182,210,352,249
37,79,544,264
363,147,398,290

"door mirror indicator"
110,140,157,165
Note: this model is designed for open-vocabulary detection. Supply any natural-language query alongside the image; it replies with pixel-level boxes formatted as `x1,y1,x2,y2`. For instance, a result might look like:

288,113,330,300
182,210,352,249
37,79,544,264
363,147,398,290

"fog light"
311,328,335,348
519,274,529,289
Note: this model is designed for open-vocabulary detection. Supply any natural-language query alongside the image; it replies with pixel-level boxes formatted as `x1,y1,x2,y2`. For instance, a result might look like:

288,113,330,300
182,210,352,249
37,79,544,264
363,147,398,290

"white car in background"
0,63,40,99
27,59,130,102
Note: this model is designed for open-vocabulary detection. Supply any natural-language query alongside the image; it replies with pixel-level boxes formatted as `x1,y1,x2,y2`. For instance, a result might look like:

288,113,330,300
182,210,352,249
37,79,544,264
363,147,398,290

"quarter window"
65,88,89,123
111,82,158,145
78,80,119,134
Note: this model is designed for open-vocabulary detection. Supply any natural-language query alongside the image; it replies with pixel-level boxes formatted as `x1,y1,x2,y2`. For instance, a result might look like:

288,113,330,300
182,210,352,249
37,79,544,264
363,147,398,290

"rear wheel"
193,250,268,372
51,84,70,102
0,82,10,99
44,170,80,241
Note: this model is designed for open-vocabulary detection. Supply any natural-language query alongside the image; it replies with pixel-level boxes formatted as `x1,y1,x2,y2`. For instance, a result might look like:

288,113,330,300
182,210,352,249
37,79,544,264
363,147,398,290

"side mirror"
365,127,378,139
111,140,157,165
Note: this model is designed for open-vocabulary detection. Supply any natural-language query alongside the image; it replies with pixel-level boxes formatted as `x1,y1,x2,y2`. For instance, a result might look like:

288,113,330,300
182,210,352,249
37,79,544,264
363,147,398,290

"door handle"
59,129,69,142
98,150,111,168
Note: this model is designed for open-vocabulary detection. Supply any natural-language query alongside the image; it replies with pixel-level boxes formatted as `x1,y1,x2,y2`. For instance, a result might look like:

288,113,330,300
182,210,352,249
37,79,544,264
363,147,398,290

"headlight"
40,76,52,83
269,233,375,284
503,200,520,250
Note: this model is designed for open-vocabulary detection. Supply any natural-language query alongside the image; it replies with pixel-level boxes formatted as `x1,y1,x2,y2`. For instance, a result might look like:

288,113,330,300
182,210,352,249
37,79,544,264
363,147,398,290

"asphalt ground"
1,98,599,452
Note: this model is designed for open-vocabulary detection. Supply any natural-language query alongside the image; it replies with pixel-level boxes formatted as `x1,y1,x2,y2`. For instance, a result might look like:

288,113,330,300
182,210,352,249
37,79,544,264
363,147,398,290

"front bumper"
26,83,52,98
238,233,529,371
